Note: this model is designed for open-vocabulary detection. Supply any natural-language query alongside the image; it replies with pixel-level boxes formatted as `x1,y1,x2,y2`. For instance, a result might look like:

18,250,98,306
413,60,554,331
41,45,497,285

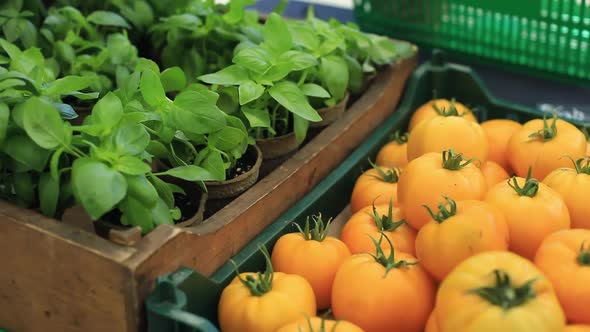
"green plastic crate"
354,0,590,85
145,50,586,332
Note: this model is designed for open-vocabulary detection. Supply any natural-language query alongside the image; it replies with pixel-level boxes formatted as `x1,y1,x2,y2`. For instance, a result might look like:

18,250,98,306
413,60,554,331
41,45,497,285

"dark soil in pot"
204,145,263,218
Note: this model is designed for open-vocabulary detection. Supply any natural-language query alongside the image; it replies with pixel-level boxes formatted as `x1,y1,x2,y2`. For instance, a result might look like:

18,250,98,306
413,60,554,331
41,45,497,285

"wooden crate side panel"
0,203,138,332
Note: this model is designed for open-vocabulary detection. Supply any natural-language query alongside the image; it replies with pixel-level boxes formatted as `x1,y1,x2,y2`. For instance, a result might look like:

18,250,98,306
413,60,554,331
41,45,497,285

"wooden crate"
0,50,418,332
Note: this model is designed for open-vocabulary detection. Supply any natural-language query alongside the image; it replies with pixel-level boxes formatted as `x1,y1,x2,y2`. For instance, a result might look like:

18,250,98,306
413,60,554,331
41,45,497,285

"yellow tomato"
408,98,476,132
218,247,316,332
436,251,566,332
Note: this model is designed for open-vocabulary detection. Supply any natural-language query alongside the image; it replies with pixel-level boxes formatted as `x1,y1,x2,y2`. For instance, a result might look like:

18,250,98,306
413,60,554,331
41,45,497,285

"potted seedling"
38,5,138,104
122,60,261,210
199,13,324,164
149,0,260,82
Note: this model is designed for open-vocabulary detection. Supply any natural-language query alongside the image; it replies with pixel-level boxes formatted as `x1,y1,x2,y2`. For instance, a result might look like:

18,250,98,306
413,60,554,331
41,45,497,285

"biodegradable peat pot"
256,131,301,177
205,145,262,200
255,132,299,160
164,178,209,228
310,93,350,128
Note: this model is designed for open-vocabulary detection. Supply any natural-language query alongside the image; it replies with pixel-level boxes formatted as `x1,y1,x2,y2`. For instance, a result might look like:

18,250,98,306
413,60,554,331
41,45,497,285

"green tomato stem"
578,241,590,266
230,244,274,297
423,195,457,223
507,167,539,197
441,149,476,171
293,213,332,242
528,112,558,142
369,199,406,232
468,269,538,310
367,158,400,183
367,232,417,277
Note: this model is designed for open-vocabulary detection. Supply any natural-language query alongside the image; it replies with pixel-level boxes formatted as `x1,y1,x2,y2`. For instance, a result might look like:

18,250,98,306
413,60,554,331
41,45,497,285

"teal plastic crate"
145,50,587,332
354,0,590,86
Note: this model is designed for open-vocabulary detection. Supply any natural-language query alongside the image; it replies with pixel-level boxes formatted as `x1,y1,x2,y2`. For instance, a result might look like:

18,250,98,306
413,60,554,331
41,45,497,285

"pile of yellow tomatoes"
217,99,590,332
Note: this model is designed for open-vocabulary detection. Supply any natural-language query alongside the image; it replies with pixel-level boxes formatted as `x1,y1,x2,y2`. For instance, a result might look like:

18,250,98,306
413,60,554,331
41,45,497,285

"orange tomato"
276,317,364,332
272,214,351,310
375,130,409,168
350,164,400,213
332,234,435,332
543,157,590,229
436,251,565,332
415,197,509,281
534,229,590,324
480,119,522,171
340,202,417,255
218,247,316,332
485,171,571,260
425,309,439,332
507,115,586,180
397,150,487,230
408,98,476,132
565,325,590,332
481,160,510,188
407,109,488,163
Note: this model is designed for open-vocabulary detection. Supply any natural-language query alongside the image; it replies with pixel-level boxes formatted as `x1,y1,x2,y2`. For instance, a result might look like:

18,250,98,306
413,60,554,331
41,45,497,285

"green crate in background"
354,0,590,85
145,50,587,332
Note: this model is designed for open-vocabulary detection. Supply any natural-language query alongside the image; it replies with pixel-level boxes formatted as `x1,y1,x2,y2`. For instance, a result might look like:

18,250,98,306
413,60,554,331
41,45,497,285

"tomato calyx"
441,149,476,170
294,213,332,242
432,98,465,117
468,269,538,310
299,313,340,332
369,199,407,232
565,155,590,175
367,159,400,183
368,232,417,276
423,195,457,223
578,241,590,266
231,244,274,296
507,167,539,197
528,113,558,142
390,130,409,145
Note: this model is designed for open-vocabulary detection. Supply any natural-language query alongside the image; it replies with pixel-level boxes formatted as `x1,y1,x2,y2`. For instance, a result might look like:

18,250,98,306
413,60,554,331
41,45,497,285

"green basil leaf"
44,76,95,97
50,147,64,180
198,65,249,86
209,126,247,152
0,38,22,60
242,107,270,128
279,51,317,71
150,175,174,208
140,69,166,107
93,92,123,130
201,149,226,181
146,140,169,160
119,197,153,233
232,47,271,74
72,158,127,220
0,102,8,145
3,135,50,172
126,174,158,208
55,41,75,63
14,172,34,206
2,18,20,43
115,124,150,156
114,156,151,175
87,11,130,28
260,62,293,83
293,114,309,144
288,23,320,51
320,55,349,103
368,35,399,65
160,66,187,92
300,83,331,98
152,197,174,226
344,54,363,93
238,80,264,105
262,13,292,55
158,165,218,182
53,103,79,120
22,97,67,149
173,90,227,134
39,172,59,217
268,81,321,122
